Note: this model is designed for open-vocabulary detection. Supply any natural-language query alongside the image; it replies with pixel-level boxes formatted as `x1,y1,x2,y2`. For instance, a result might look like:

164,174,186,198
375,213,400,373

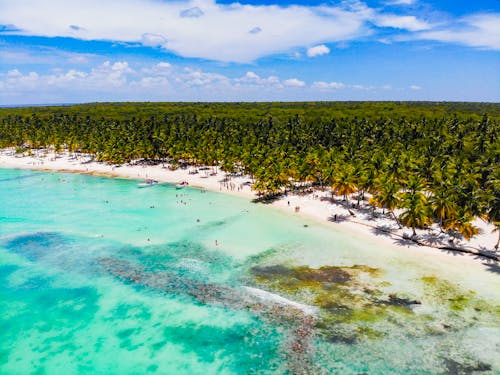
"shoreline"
1,148,498,269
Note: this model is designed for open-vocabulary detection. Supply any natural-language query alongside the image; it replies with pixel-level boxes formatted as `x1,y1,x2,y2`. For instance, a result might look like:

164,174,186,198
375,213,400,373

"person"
334,214,337,222
215,240,218,246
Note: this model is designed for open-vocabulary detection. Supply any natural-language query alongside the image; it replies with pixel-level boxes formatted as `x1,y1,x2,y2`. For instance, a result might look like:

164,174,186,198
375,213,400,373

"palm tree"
429,187,458,232
370,176,401,226
399,191,431,237
331,166,357,208
493,223,500,251
444,209,480,241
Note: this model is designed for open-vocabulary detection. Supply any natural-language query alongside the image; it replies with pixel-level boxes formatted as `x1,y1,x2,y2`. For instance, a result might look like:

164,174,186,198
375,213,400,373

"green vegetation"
0,101,498,241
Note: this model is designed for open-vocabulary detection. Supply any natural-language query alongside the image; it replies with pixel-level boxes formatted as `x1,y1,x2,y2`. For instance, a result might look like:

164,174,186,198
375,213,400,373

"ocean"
1,168,499,374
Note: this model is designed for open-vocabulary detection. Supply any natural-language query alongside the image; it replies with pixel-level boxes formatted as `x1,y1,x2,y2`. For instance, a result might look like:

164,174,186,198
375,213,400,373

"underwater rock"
251,264,351,284
294,266,351,283
382,294,421,308
251,265,294,278
443,358,492,374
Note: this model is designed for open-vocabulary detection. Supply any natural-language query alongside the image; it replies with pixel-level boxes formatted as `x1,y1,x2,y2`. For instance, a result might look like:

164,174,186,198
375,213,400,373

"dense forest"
1,102,499,242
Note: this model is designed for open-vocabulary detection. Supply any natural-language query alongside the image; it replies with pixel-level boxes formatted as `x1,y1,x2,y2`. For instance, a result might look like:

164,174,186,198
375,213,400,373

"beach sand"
1,147,498,271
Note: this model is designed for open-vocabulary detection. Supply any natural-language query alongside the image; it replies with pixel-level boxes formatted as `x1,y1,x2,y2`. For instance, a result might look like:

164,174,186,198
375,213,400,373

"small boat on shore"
176,181,189,189
138,179,158,188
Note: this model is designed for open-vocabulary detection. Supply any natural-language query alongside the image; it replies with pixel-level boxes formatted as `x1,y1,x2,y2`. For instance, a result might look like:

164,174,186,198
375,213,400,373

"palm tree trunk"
390,210,402,228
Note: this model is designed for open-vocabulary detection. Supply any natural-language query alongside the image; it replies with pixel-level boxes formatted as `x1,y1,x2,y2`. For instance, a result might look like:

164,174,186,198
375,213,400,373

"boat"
138,179,159,188
176,181,189,189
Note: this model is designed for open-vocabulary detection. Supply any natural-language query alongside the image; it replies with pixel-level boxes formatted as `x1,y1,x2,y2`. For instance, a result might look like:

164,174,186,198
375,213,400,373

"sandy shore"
1,147,498,268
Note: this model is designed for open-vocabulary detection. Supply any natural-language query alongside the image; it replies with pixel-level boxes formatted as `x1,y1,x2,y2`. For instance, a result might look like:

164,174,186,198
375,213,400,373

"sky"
0,0,499,104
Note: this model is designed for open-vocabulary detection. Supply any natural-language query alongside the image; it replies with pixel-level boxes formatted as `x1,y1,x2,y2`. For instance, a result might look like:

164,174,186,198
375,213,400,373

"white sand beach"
1,147,498,269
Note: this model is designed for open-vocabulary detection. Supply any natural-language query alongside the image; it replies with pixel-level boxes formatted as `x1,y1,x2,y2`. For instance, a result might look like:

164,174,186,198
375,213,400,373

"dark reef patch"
2,232,71,261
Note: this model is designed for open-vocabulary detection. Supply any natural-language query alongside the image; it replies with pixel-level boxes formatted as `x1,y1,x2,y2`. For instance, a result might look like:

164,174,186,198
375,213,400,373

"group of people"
220,180,245,192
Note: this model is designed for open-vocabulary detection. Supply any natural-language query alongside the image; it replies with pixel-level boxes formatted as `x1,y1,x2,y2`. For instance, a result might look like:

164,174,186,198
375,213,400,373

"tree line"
0,102,498,244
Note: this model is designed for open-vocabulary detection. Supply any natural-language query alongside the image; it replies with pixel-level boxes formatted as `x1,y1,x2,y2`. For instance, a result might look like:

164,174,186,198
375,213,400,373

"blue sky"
0,0,499,104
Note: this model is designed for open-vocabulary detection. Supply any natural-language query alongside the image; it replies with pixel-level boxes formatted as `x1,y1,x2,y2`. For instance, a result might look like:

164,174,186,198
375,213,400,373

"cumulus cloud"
0,0,496,64
156,62,172,69
0,0,373,62
2,62,308,95
236,71,282,87
141,33,168,48
307,44,330,57
2,0,491,62
410,85,422,90
417,13,500,50
374,14,432,31
182,67,228,86
312,81,391,91
283,78,305,87
312,81,345,89
1,60,436,103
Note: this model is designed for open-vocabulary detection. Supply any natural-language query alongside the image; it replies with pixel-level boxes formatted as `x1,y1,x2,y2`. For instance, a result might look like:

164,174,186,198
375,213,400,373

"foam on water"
1,168,499,374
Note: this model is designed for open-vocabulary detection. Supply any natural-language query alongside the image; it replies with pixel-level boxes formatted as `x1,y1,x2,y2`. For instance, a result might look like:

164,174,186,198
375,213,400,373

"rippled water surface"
1,168,499,374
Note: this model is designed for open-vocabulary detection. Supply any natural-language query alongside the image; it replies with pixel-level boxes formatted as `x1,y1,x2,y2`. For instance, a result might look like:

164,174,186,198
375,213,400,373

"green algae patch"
249,264,421,343
420,275,500,324
422,276,478,311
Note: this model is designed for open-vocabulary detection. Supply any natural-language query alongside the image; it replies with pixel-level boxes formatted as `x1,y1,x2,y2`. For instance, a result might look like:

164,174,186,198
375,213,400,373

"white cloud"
245,71,259,80
312,81,345,89
6,61,476,103
2,62,322,102
312,81,391,91
375,14,432,31
0,0,496,66
141,33,168,48
156,62,172,69
306,44,330,57
182,67,229,86
417,13,500,50
0,0,371,63
236,71,282,87
1,0,494,63
283,78,305,87
385,0,416,6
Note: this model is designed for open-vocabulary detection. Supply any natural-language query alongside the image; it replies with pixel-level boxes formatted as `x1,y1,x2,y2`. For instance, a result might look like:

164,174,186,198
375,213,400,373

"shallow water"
1,168,499,374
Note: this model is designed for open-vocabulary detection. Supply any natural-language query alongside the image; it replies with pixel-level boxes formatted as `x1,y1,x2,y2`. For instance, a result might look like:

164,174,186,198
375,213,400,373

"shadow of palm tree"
393,237,420,247
420,232,448,246
480,260,500,274
370,224,394,237
252,193,283,204
437,247,466,257
327,214,349,223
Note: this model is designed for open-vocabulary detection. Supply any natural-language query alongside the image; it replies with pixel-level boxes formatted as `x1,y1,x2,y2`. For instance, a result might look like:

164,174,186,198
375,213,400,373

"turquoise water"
1,168,499,374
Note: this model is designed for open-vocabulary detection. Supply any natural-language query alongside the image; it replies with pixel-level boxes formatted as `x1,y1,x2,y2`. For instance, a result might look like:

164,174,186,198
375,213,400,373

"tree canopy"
1,101,498,240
